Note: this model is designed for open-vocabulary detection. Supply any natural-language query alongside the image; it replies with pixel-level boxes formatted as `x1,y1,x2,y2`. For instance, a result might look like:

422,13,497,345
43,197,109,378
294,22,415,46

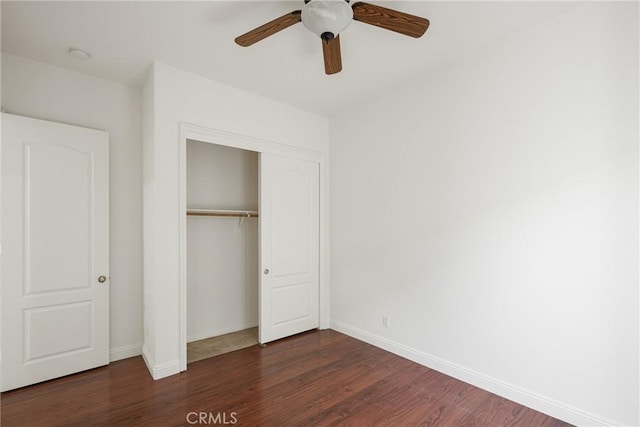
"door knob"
98,275,107,283
264,269,269,275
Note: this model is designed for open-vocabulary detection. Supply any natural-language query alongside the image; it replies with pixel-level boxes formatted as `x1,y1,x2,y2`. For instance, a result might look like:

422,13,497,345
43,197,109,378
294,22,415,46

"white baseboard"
109,344,142,362
141,346,180,380
330,320,616,427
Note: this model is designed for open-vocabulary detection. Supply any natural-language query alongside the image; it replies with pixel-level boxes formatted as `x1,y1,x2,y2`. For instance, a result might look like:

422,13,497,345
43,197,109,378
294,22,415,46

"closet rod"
186,209,259,218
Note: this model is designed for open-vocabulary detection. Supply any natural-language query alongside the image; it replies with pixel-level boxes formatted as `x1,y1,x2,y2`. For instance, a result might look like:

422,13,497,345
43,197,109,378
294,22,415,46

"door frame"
178,122,329,371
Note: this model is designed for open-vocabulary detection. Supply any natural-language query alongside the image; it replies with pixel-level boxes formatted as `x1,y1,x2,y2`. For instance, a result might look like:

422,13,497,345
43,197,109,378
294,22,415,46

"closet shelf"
186,209,258,218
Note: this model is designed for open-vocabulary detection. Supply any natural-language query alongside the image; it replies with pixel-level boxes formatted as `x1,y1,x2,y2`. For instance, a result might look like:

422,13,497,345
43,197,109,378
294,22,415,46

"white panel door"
259,153,319,344
1,113,109,391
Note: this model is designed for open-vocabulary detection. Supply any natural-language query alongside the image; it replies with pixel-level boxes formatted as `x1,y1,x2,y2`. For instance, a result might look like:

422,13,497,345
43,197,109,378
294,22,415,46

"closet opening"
186,139,259,364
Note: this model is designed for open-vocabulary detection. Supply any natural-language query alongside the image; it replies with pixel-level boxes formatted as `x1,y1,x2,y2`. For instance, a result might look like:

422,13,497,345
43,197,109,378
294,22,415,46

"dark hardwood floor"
1,330,571,426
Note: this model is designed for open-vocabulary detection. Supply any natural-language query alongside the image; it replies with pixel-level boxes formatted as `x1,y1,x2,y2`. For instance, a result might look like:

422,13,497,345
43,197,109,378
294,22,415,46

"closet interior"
186,139,259,363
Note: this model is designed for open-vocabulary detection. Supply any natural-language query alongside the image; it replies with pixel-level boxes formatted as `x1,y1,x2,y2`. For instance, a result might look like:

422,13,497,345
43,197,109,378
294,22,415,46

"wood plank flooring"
1,330,572,427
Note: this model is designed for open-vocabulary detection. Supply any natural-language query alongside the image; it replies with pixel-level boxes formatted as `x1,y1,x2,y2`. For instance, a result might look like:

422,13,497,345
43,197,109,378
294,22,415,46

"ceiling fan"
235,0,430,75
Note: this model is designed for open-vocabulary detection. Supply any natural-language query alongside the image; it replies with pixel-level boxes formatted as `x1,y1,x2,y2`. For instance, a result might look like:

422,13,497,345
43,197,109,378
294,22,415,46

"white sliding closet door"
259,153,319,344
1,114,109,391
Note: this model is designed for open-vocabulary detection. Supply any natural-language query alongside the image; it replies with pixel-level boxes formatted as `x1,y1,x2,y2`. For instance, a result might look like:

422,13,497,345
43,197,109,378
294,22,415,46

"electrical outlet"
382,315,390,328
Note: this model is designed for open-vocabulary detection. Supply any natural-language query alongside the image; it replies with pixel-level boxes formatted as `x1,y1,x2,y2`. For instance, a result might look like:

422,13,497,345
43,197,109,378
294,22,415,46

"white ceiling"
1,1,583,116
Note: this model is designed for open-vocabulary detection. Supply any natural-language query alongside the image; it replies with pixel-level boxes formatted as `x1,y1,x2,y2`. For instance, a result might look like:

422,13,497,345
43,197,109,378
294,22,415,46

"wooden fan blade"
322,35,342,75
235,10,302,47
352,2,429,38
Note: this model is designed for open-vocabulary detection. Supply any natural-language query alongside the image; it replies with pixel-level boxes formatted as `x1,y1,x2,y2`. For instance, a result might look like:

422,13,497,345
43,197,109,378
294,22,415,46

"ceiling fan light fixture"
302,0,353,39
235,0,430,75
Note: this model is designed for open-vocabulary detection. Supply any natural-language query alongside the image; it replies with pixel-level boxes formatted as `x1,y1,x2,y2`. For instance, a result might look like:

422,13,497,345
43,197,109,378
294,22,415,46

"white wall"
330,2,638,426
142,62,329,378
1,54,143,361
186,141,258,341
